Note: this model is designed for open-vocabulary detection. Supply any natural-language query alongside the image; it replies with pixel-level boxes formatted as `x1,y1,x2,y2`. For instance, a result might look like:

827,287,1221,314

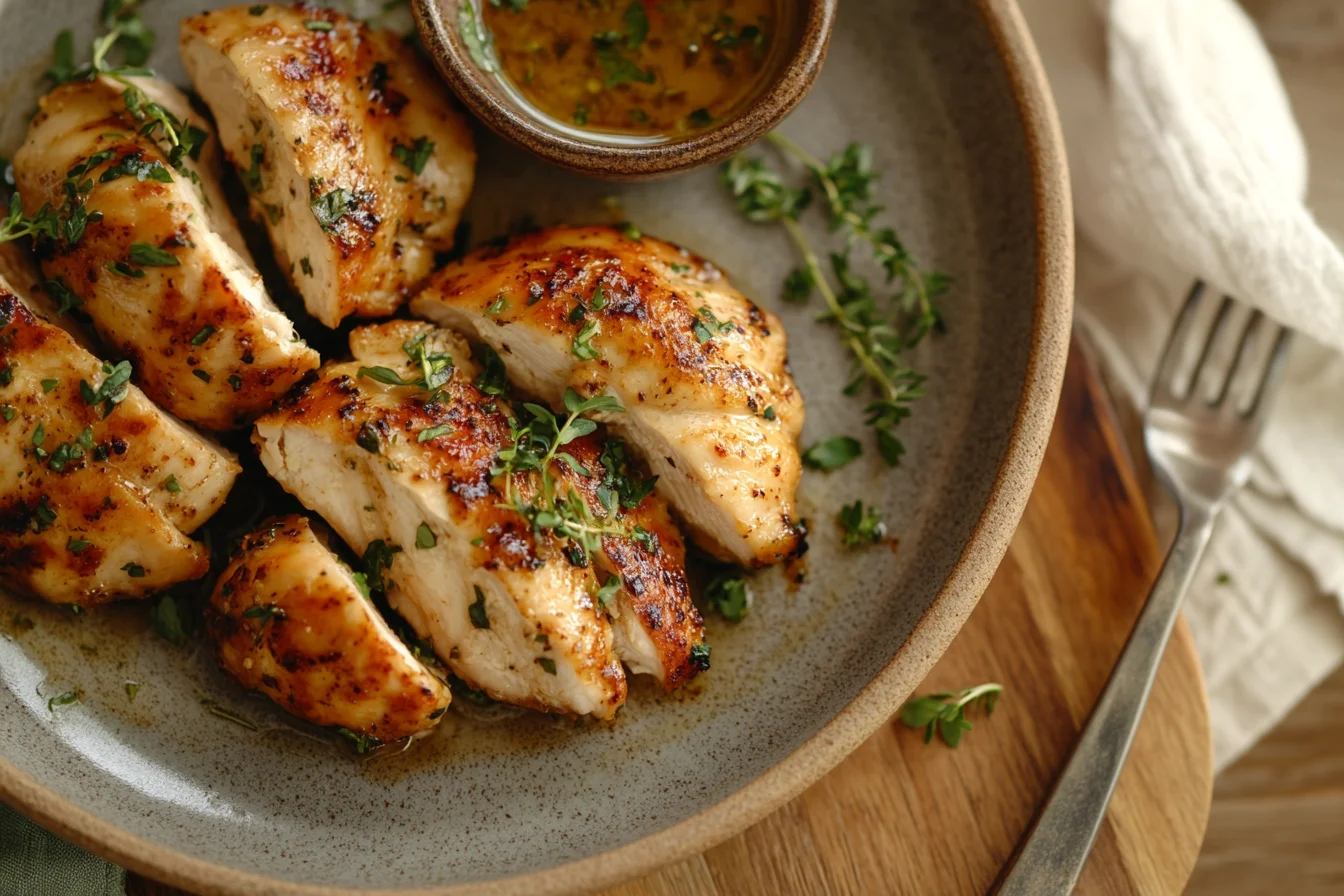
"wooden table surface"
129,341,1215,895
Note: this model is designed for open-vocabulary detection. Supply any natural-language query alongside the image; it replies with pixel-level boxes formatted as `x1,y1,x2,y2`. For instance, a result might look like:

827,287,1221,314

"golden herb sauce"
482,0,780,137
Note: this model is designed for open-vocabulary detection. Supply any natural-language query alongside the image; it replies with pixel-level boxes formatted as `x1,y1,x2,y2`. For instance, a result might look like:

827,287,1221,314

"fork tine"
1209,310,1265,408
1188,294,1235,397
1151,281,1207,402
1245,326,1292,418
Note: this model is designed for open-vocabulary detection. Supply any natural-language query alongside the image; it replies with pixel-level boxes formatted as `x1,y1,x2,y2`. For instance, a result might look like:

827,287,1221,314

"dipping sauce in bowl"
481,0,781,139
412,0,835,178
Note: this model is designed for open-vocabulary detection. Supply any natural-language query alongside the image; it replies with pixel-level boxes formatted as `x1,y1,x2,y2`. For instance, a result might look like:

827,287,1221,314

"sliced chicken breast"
207,514,450,744
181,5,476,328
0,277,239,607
254,322,626,718
11,74,319,431
411,225,805,567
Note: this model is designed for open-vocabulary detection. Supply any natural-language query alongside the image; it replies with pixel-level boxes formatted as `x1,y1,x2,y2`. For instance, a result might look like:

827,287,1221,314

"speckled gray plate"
0,1,1071,893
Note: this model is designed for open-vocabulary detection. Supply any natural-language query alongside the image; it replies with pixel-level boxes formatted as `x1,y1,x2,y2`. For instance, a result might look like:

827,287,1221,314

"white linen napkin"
1018,0,1344,769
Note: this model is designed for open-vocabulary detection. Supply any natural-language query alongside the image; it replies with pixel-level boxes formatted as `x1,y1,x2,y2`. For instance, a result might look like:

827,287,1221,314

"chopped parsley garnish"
689,642,711,670
0,405,13,422
361,539,402,595
191,369,211,383
763,406,777,420
105,261,144,278
391,137,435,176
573,102,590,127
356,422,381,454
299,256,313,276
80,360,132,417
418,424,452,443
46,278,84,316
801,436,862,470
121,562,145,578
415,523,437,549
32,495,57,532
41,378,59,394
485,294,509,316
473,343,508,396
336,727,382,754
571,318,600,360
227,374,243,392
248,4,267,14
124,681,140,700
304,19,333,31
66,537,92,554
837,500,885,547
536,656,557,675
596,438,656,514
47,690,80,712
705,574,749,621
687,108,713,129
242,143,265,193
129,243,179,267
594,574,622,609
190,325,215,346
469,585,490,629
692,305,733,343
899,682,1003,747
620,221,642,240
242,603,285,645
151,593,189,646
310,188,359,231
162,474,181,493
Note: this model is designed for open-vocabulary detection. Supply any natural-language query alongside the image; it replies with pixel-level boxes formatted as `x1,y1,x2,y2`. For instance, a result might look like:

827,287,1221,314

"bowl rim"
0,0,1073,892
410,0,838,179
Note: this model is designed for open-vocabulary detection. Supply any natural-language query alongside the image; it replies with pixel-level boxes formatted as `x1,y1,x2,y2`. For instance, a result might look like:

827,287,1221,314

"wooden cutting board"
129,340,1214,895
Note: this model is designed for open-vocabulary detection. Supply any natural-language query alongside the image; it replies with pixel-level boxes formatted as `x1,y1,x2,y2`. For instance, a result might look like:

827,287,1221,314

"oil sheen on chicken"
410,225,805,568
0,276,238,607
12,75,319,430
180,4,476,327
253,321,705,717
207,515,450,743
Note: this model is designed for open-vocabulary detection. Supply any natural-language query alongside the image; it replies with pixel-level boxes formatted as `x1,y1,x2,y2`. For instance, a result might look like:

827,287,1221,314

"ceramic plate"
0,0,1070,893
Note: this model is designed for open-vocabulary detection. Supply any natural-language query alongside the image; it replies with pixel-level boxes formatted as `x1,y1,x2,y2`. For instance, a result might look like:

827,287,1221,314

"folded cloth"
1020,0,1344,769
0,802,124,896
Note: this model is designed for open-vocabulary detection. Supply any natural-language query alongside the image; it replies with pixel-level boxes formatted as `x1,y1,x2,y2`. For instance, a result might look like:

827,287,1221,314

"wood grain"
130,344,1214,895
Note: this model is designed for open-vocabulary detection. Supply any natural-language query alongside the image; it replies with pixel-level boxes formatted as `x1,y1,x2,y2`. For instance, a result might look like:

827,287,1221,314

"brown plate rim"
0,0,1073,892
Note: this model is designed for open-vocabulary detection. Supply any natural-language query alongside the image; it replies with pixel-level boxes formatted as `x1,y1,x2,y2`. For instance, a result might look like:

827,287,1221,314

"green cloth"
0,803,124,896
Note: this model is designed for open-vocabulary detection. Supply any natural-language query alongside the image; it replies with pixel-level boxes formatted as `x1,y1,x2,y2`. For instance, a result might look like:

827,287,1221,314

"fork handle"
996,502,1215,895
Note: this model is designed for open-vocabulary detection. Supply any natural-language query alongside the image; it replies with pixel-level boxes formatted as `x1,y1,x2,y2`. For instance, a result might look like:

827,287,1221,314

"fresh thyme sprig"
721,136,951,466
357,332,453,400
899,682,1003,747
493,388,631,558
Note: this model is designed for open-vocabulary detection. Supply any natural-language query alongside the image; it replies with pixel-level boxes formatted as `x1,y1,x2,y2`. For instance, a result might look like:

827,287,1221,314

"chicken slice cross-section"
11,74,320,430
0,276,239,607
411,224,805,568
181,4,476,327
254,321,706,715
206,514,450,744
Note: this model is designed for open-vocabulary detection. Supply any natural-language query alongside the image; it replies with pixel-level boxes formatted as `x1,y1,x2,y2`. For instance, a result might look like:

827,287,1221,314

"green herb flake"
485,294,509,316
899,682,1002,747
305,19,333,31
802,436,862,470
1,405,14,422
418,424,452,443
469,585,490,629
124,681,140,700
162,474,181,493
336,727,382,754
391,137,435,176
248,4,267,14
356,422,381,454
47,690,80,712
594,574,622,609
191,369,211,384
227,374,243,392
415,522,436,549
571,318,600,360
536,656,557,675
190,324,215,346
202,700,259,731
129,243,180,267
66,537,92,554
121,562,145,578
689,642,711,670
458,0,496,72
299,256,313,276
151,593,188,646
311,187,358,231
837,500,885,547
41,378,59,394
705,574,750,621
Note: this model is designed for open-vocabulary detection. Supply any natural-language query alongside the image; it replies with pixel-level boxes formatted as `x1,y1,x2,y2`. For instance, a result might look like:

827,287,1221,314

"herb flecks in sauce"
482,0,778,136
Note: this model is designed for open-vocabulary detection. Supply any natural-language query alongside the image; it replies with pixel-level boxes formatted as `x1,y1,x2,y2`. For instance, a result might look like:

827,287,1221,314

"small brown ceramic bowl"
410,0,837,180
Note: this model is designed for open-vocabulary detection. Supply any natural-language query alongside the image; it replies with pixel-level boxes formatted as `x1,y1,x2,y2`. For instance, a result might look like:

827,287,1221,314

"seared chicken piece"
207,515,450,743
411,225,805,567
255,322,704,714
13,75,318,431
0,277,239,607
181,5,476,327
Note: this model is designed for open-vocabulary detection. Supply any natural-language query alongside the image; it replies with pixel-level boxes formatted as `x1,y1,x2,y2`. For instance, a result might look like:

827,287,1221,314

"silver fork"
997,283,1292,895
